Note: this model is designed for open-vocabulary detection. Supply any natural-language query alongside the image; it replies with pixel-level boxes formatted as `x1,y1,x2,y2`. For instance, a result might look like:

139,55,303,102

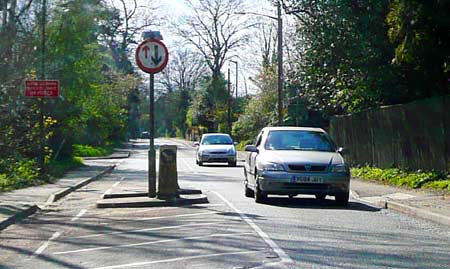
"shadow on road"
261,197,380,212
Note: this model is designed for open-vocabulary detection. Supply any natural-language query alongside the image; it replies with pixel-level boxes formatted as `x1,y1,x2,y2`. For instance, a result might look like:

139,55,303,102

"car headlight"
227,148,235,154
259,162,285,172
331,164,349,174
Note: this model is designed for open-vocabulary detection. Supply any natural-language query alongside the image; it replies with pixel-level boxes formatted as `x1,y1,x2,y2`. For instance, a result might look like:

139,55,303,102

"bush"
352,166,449,192
73,144,113,157
48,157,84,178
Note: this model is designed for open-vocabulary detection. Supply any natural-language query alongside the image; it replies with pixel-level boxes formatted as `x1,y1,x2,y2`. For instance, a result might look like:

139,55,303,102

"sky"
122,0,279,95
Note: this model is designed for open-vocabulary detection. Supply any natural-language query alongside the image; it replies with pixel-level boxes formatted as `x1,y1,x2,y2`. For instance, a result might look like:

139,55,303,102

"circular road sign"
136,39,169,73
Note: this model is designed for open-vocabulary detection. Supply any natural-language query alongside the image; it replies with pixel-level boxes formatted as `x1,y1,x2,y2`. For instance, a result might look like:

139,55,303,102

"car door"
247,131,263,187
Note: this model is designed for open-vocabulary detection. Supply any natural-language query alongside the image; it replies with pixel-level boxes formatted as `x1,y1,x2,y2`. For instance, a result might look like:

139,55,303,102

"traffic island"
97,144,208,208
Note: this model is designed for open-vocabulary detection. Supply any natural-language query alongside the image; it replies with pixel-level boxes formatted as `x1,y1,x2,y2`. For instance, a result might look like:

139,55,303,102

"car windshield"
201,135,233,145
264,130,336,152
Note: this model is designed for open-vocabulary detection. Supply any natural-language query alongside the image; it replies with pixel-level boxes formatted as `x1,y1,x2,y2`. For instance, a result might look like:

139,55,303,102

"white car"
195,133,237,167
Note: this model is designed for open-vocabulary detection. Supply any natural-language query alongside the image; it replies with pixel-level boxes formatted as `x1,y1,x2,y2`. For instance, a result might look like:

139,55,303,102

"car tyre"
244,183,254,198
315,194,326,200
254,174,267,204
228,161,237,167
198,160,203,166
335,192,349,206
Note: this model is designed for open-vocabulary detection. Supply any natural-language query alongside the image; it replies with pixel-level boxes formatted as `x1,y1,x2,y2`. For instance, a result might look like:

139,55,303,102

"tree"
387,0,450,98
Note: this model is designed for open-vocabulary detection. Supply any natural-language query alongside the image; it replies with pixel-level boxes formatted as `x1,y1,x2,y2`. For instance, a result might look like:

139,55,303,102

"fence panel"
330,96,450,171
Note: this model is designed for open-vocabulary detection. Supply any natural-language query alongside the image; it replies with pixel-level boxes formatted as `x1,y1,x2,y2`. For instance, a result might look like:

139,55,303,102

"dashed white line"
71,209,87,222
212,191,294,265
103,177,124,195
34,231,61,255
53,232,254,255
92,249,264,269
73,221,226,239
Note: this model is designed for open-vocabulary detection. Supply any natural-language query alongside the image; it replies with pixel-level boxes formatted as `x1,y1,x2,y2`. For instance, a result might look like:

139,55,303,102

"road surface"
1,138,450,268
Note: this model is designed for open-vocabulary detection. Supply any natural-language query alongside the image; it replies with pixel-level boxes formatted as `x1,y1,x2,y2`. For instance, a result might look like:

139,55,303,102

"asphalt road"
1,138,450,269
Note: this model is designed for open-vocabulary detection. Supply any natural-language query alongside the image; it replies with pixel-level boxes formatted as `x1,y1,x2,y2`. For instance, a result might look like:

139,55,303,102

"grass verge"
351,166,450,193
0,157,84,192
73,144,114,157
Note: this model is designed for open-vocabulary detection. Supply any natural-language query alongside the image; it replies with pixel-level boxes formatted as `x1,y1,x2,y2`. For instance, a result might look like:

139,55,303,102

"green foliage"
73,144,113,157
352,166,449,190
232,65,277,142
0,160,40,192
387,0,450,97
47,157,84,178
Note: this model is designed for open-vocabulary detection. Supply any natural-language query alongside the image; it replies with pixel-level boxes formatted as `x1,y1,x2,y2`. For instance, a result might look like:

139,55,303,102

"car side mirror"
337,147,348,155
244,145,259,153
233,141,238,145
193,142,199,147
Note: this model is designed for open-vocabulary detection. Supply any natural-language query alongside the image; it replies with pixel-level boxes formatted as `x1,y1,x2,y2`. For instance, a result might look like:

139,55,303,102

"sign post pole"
136,31,168,198
148,73,156,197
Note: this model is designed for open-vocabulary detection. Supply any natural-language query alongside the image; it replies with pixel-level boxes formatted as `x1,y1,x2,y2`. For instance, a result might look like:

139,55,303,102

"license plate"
295,176,323,183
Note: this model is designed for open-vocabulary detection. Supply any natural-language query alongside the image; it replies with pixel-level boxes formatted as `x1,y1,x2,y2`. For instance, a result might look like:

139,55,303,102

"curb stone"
0,204,39,231
46,165,115,204
351,189,450,227
0,165,115,232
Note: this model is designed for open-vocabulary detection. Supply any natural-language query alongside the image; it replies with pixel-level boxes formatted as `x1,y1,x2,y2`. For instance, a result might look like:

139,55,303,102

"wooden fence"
329,96,450,171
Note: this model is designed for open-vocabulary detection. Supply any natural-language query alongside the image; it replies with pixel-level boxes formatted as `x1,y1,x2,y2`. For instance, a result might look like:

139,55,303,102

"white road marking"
180,157,196,173
73,221,226,239
135,211,218,221
53,232,254,255
92,249,264,269
103,177,124,195
34,231,61,255
71,209,87,222
212,191,294,265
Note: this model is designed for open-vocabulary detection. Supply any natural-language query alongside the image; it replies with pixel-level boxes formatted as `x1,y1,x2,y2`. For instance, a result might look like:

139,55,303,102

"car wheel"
196,158,198,165
315,194,326,200
198,161,203,166
228,161,237,167
244,183,254,198
254,173,267,203
335,192,349,206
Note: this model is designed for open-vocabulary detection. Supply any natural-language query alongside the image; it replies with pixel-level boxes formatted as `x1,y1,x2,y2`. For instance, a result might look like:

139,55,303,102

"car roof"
202,133,231,137
261,126,326,133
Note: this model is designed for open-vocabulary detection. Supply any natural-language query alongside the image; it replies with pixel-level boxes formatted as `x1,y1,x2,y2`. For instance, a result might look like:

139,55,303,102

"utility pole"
277,0,283,126
227,68,232,133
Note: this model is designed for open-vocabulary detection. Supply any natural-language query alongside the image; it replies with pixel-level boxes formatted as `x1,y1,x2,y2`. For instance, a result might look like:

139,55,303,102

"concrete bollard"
157,145,179,199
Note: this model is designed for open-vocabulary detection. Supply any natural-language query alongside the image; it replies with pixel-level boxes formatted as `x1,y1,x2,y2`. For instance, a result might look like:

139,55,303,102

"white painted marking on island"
92,249,264,269
53,232,254,255
34,231,61,255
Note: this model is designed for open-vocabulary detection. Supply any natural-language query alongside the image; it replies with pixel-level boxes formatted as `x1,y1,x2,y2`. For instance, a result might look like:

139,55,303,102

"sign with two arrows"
135,39,168,73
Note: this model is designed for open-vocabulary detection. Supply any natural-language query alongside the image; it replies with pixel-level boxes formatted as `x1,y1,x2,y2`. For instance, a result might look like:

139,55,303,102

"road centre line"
180,157,196,173
73,221,226,239
103,177,124,195
34,231,61,256
212,191,294,264
92,249,264,269
53,232,254,255
71,209,87,222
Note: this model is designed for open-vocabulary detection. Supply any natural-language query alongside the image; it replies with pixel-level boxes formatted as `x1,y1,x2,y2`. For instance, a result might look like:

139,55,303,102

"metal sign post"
136,32,169,198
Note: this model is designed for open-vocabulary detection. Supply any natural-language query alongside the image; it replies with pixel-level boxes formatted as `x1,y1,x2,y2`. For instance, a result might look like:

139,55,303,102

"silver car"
195,133,237,167
244,127,350,205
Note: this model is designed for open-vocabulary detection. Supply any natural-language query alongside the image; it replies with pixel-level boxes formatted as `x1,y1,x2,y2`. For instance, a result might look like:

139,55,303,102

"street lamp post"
236,1,283,125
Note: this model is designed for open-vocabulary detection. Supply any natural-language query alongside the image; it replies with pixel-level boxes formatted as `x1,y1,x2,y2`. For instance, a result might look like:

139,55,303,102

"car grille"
288,164,327,172
210,151,227,154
